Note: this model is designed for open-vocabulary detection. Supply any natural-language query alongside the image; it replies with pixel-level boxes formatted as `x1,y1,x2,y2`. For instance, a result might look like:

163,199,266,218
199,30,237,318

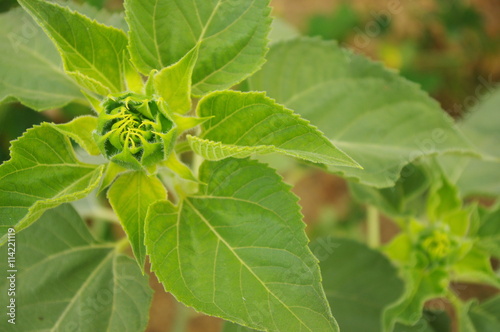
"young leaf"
98,162,128,194
453,247,500,288
312,238,404,332
247,38,476,188
125,0,272,95
426,176,462,222
0,123,105,244
18,0,128,95
383,269,449,330
0,8,83,111
108,171,167,269
146,158,338,331
124,53,145,94
51,116,100,156
154,47,199,114
162,153,198,183
190,91,359,167
0,204,153,332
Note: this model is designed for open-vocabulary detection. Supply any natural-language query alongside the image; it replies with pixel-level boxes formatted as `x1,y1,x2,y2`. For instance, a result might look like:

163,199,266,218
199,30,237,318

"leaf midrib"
184,198,316,332
21,0,123,92
50,251,114,332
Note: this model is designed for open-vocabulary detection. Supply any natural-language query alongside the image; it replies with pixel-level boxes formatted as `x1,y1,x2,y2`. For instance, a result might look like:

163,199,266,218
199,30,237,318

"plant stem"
114,237,130,253
172,301,191,332
83,208,121,224
367,205,381,248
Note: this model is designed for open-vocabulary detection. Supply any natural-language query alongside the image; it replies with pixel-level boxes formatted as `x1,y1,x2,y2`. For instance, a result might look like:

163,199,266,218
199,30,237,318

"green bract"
94,93,177,170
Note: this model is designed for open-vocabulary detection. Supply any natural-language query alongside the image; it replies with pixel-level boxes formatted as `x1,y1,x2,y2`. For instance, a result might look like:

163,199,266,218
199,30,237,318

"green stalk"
172,302,192,332
367,205,381,248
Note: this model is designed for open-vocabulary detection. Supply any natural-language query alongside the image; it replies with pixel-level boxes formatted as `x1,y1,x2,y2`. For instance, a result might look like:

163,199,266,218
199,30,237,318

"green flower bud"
421,230,451,260
93,93,177,170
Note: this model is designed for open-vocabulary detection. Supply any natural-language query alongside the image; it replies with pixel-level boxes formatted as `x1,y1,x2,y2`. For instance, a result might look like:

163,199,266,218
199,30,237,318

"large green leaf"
312,238,404,332
108,171,167,269
146,158,338,332
0,204,152,331
18,0,128,95
439,88,500,197
0,8,83,111
247,38,474,188
189,91,359,167
125,0,271,95
0,123,105,244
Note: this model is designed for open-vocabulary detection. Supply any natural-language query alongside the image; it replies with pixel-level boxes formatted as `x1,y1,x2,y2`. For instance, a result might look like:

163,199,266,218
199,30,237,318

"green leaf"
247,38,475,188
98,162,128,194
476,202,500,257
0,123,105,244
125,0,272,95
0,204,153,331
426,176,462,222
52,116,100,156
0,8,83,111
162,153,198,183
468,296,500,332
18,0,128,95
452,246,500,287
269,18,300,44
108,171,167,269
438,88,500,197
394,311,451,332
87,0,107,9
154,46,199,114
384,269,449,330
65,2,129,32
312,238,404,332
190,91,359,167
124,54,145,94
222,321,260,332
349,163,430,217
146,158,338,332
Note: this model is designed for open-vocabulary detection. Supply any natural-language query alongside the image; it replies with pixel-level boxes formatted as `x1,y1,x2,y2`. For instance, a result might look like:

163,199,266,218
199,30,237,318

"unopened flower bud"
93,93,177,170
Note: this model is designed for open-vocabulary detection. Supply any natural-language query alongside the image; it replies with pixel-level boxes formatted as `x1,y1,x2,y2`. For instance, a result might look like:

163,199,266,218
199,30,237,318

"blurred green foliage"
306,0,499,111
0,104,48,162
0,0,17,13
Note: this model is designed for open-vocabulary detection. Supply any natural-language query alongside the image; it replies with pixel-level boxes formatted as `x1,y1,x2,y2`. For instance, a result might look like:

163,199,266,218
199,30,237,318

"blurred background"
0,0,499,331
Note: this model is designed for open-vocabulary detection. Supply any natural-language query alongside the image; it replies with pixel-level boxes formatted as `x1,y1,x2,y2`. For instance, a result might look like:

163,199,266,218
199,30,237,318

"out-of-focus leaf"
313,237,404,332
0,204,153,331
439,88,500,197
248,38,475,188
0,8,83,111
